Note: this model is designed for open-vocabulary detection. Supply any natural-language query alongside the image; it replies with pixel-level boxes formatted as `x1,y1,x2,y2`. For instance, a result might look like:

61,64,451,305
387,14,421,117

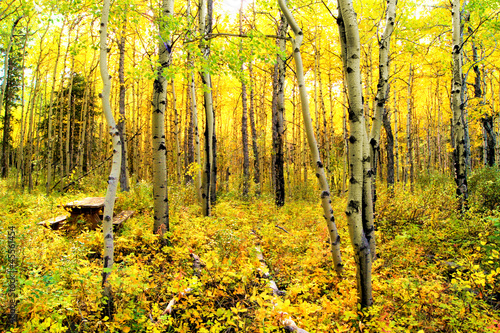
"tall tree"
199,0,215,216
152,0,174,234
337,0,373,307
277,0,343,275
369,0,397,193
451,0,468,208
240,0,250,197
271,11,287,207
0,15,22,178
248,63,260,194
99,0,122,318
117,20,130,192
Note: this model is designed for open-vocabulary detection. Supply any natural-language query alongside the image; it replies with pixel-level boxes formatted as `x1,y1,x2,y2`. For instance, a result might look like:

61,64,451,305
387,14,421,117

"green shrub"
468,166,500,211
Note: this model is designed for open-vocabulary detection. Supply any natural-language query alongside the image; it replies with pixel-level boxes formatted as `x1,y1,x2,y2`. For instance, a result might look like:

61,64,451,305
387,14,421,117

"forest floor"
0,175,499,332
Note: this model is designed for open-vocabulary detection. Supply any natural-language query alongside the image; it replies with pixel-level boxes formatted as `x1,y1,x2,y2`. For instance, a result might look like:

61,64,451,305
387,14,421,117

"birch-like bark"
271,13,287,207
152,0,173,234
248,63,261,194
406,65,414,192
99,0,121,317
383,106,395,187
45,21,65,193
191,72,202,203
369,0,396,211
64,58,75,191
118,21,129,192
278,0,343,274
172,79,182,184
240,0,250,197
337,0,373,307
16,27,29,188
452,0,468,206
394,65,399,182
0,16,22,179
199,0,215,216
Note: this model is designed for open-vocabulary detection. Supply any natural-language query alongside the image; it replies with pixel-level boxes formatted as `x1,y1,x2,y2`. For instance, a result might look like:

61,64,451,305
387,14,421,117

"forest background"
1,0,500,331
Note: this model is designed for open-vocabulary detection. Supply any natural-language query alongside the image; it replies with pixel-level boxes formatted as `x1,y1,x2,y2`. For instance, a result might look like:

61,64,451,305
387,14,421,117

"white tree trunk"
452,0,468,207
278,0,343,274
99,0,121,317
337,0,373,307
152,0,174,234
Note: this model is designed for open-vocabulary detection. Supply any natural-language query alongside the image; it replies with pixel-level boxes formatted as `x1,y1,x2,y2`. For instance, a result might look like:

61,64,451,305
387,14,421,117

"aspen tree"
240,0,250,197
16,23,29,188
248,63,261,194
172,79,182,183
0,16,22,179
117,20,129,192
451,0,468,207
99,0,121,317
369,0,397,192
277,0,343,275
383,104,395,187
271,12,287,207
45,20,66,193
199,0,215,216
152,0,174,234
337,0,373,307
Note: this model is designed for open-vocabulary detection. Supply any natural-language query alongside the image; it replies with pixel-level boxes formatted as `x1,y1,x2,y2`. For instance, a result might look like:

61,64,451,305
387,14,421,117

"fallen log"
251,230,309,333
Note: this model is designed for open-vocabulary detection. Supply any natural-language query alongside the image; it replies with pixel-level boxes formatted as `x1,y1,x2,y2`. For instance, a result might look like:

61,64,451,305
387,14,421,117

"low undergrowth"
0,177,499,332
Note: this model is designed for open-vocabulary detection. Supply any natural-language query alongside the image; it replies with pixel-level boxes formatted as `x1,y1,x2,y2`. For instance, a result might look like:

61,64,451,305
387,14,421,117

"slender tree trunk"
406,65,414,192
394,67,399,182
45,21,66,193
271,13,287,207
99,0,121,318
451,0,468,208
0,16,22,179
152,0,174,234
337,0,373,307
278,0,343,275
200,0,215,216
342,84,348,197
383,106,395,187
369,0,396,205
118,21,130,192
248,63,261,194
172,79,182,184
187,35,202,202
16,27,29,188
63,58,75,192
240,1,250,197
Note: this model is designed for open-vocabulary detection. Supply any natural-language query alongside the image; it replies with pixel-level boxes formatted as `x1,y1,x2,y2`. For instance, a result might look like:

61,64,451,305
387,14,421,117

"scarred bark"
337,0,373,307
451,0,468,208
152,0,174,235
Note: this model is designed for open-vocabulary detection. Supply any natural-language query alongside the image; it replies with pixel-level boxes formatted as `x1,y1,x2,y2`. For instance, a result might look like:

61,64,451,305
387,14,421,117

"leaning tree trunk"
337,0,373,307
278,0,343,275
451,0,468,209
99,0,122,318
152,0,174,234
